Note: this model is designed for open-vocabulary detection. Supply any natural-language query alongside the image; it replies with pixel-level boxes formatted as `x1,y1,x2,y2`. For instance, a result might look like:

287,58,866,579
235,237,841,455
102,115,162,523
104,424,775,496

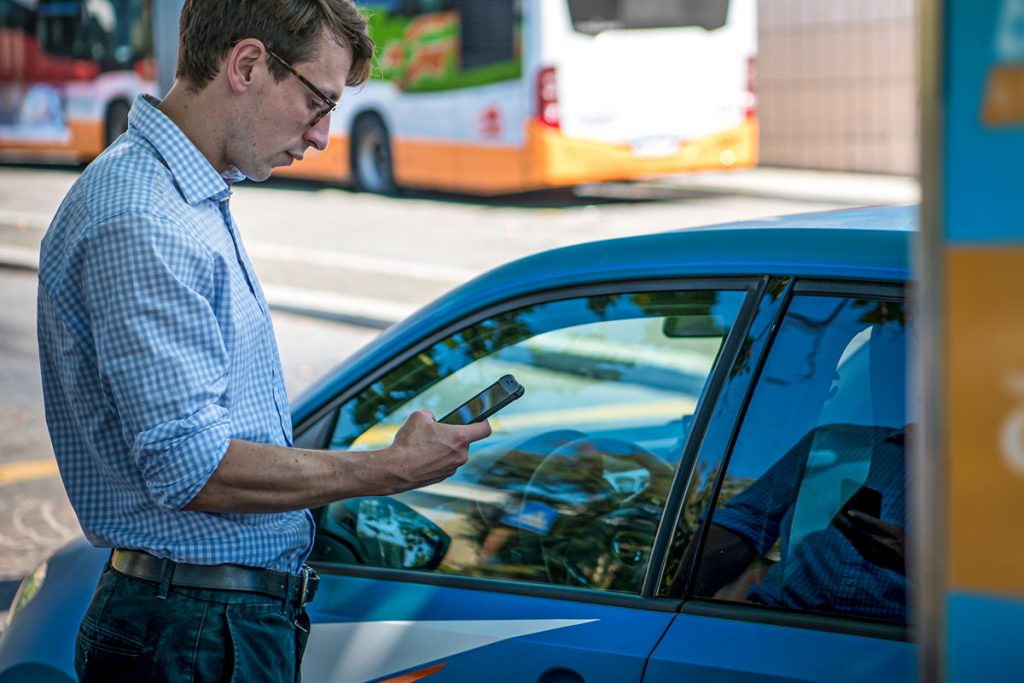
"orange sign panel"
947,247,1024,593
982,65,1024,125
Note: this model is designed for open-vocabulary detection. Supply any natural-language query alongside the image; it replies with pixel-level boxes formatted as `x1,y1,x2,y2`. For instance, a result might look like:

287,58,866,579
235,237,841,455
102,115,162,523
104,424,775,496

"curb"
645,168,921,206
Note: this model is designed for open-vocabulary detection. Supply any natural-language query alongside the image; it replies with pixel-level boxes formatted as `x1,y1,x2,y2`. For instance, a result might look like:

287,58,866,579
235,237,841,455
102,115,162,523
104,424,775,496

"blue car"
1,206,916,682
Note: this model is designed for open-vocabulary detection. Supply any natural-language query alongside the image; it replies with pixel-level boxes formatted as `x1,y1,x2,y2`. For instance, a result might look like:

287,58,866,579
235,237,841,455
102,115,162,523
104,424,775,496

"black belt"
110,549,318,606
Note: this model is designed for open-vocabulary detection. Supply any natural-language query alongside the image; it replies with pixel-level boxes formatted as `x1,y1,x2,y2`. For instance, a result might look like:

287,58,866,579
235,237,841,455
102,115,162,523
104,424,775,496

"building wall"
756,0,918,175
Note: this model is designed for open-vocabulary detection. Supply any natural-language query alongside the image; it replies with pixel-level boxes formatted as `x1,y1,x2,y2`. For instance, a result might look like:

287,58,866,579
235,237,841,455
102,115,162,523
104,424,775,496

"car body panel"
646,612,914,682
303,575,674,681
0,542,105,683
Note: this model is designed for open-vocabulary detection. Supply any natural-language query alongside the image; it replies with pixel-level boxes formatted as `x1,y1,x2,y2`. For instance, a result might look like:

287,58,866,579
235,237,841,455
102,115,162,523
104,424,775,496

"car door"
291,280,758,682
646,281,916,682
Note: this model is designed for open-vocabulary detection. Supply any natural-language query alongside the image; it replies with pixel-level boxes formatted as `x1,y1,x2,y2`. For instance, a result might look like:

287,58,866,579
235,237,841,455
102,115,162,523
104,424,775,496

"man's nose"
304,114,331,151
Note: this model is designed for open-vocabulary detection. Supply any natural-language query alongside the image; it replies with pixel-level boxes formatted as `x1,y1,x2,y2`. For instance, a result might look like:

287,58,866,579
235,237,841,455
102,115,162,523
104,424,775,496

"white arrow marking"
301,618,597,683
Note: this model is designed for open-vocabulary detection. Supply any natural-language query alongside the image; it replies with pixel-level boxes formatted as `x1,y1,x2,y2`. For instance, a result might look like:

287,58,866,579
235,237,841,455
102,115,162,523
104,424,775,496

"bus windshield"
37,0,150,70
568,0,731,34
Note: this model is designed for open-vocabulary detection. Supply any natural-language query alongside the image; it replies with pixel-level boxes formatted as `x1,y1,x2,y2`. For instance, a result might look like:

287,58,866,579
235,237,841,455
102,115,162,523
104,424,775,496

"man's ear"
225,39,266,94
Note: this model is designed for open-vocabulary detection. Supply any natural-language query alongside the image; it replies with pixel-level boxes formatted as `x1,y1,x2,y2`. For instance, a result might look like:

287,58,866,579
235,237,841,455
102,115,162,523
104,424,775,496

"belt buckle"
299,566,310,604
293,567,317,633
298,566,319,604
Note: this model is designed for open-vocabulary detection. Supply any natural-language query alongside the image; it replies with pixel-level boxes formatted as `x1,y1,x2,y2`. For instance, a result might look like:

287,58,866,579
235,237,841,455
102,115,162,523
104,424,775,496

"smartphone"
833,485,883,524
439,374,525,425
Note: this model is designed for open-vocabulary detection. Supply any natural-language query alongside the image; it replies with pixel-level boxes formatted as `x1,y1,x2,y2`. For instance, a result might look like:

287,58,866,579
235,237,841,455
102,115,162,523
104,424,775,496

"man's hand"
381,409,492,494
833,509,907,574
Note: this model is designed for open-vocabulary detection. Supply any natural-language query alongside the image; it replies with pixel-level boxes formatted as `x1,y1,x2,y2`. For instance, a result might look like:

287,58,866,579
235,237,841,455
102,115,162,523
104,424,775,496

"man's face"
228,31,353,181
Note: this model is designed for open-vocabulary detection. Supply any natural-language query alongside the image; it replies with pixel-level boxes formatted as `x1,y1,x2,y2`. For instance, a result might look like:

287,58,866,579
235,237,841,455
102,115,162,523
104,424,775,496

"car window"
686,293,909,622
309,287,748,594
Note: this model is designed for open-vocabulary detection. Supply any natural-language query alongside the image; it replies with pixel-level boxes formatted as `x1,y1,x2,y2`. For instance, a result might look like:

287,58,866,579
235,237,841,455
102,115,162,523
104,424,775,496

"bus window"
0,1,36,33
37,0,148,69
454,0,516,70
568,0,731,34
420,0,455,13
364,0,454,17
37,0,80,59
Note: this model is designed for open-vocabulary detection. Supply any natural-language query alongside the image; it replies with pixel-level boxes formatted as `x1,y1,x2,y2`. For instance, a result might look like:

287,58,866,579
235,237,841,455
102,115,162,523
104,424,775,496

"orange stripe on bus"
394,140,526,194
272,134,351,183
0,119,104,160
525,117,759,189
269,118,758,195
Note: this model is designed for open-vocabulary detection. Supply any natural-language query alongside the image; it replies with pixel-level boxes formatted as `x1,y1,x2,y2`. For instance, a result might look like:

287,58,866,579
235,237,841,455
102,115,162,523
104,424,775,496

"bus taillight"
536,66,560,129
745,55,757,119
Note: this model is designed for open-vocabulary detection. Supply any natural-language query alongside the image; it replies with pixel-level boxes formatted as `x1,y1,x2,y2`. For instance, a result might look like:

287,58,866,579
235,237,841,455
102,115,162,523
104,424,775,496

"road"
0,162,913,622
0,165,888,324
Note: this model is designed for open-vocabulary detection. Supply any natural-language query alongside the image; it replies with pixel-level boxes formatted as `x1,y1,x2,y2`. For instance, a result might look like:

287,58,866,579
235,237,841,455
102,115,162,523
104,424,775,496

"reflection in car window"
310,288,747,593
684,294,909,622
568,0,731,34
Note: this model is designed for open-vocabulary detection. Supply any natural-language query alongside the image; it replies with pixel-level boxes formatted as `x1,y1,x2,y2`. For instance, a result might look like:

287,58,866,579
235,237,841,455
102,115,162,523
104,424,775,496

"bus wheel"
351,115,397,194
105,100,131,148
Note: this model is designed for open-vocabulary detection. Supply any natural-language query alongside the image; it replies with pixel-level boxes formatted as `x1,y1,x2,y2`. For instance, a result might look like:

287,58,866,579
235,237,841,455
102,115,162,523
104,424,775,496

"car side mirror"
317,497,450,570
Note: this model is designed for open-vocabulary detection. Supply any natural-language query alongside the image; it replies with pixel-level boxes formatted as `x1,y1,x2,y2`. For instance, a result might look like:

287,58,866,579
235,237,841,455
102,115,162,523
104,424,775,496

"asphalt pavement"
0,165,918,327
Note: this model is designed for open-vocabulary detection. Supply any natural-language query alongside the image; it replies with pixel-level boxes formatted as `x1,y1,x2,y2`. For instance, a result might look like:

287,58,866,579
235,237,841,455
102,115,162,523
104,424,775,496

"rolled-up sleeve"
82,212,231,510
713,431,813,555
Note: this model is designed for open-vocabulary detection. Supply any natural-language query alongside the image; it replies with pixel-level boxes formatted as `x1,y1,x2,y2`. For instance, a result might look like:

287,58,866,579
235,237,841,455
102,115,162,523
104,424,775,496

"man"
36,1,491,681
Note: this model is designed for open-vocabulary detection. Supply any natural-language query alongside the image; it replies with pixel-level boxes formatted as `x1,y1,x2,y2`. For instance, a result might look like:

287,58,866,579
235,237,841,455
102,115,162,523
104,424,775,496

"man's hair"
176,0,374,91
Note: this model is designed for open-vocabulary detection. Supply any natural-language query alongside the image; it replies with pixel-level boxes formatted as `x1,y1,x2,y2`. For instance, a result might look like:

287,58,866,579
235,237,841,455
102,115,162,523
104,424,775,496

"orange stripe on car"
380,662,447,682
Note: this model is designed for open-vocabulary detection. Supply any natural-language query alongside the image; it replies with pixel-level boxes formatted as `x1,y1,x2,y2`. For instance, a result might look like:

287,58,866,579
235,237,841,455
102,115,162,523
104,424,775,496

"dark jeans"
75,563,310,683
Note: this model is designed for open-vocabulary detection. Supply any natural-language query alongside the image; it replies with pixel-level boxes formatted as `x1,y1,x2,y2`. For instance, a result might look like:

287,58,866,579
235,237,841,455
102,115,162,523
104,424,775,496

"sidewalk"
650,166,920,206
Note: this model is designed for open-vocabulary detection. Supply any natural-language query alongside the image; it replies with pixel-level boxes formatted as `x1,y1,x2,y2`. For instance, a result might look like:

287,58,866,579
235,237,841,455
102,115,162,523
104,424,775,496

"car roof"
294,205,915,421
478,204,916,290
691,204,918,233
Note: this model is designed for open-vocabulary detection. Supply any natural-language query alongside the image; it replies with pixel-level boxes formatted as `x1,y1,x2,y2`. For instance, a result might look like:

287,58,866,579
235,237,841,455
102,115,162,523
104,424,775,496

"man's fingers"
836,513,882,545
460,418,492,442
846,510,903,539
846,510,880,524
834,510,862,531
844,510,889,534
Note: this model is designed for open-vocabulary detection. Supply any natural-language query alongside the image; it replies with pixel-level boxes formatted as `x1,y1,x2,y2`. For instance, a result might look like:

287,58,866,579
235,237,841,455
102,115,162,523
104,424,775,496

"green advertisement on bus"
365,3,521,93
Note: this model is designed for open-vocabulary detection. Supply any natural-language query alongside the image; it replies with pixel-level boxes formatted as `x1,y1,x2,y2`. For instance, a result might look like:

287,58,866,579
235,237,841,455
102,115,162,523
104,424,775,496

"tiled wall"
757,0,918,174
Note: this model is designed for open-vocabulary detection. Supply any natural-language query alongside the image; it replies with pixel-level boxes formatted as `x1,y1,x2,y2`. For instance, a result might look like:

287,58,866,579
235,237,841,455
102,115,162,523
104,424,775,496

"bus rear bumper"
527,117,760,188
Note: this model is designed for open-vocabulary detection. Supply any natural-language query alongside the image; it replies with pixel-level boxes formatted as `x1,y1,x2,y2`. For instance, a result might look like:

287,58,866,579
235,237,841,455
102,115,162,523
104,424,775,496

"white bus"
278,0,758,194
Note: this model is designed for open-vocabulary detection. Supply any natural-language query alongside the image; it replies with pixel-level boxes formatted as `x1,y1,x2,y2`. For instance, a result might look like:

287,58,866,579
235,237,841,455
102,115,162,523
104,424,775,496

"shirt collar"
128,94,240,205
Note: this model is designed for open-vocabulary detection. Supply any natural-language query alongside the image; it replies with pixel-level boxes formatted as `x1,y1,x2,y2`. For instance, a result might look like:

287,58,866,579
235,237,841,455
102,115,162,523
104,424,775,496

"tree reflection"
323,288,747,593
337,290,732,447
659,461,754,596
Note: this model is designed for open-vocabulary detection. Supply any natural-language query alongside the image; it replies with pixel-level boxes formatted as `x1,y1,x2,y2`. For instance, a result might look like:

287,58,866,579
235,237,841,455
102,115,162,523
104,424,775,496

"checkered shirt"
37,95,314,573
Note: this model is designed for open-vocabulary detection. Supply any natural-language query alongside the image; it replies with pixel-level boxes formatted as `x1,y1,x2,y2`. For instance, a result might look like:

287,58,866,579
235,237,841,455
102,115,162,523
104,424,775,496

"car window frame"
293,276,765,610
668,278,910,642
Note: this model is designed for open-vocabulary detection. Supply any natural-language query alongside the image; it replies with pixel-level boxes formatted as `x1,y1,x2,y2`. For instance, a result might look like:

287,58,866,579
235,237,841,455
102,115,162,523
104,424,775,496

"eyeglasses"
265,46,337,127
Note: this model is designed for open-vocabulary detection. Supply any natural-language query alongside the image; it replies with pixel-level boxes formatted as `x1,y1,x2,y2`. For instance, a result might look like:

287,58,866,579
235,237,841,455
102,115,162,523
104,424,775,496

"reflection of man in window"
671,303,910,624
687,424,909,623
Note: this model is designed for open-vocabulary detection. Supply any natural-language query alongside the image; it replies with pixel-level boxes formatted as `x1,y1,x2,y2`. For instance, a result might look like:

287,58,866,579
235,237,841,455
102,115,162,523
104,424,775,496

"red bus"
0,0,156,162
